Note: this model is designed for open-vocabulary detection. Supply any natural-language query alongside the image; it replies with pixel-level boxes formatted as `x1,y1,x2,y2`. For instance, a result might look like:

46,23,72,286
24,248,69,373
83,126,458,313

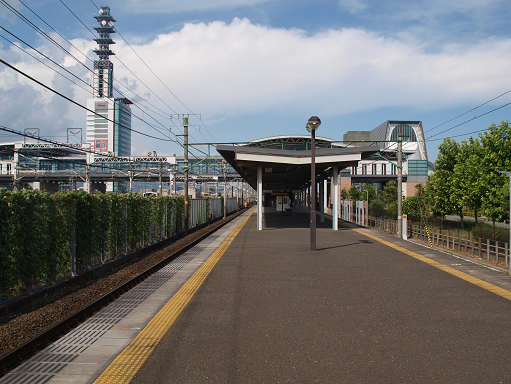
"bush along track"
0,203,252,375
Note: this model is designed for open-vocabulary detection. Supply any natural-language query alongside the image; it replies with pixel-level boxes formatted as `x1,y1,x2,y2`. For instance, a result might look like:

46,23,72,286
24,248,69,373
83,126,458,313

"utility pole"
170,114,200,228
85,164,90,193
173,162,177,195
158,162,163,196
397,135,403,239
184,116,189,231
223,161,227,219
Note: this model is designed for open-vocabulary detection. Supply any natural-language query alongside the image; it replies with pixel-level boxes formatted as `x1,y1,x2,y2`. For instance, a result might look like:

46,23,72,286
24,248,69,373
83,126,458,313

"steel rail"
0,206,252,376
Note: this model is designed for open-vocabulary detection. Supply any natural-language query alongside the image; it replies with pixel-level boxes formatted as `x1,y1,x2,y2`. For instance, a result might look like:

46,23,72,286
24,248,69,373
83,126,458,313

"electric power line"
426,102,511,140
0,58,176,143
425,89,511,134
113,27,217,142
57,0,214,149
10,0,180,139
0,30,174,140
5,0,218,160
57,0,98,38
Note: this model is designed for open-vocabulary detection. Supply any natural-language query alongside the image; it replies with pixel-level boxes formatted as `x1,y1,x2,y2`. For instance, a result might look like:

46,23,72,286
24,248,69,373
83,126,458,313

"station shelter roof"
216,135,378,192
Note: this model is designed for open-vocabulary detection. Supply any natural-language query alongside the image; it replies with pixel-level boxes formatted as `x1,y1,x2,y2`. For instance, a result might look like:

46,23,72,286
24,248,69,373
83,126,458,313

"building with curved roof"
343,120,433,196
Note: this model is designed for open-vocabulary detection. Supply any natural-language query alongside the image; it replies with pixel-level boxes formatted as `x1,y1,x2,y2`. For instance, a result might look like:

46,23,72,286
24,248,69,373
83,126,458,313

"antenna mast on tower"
93,6,116,98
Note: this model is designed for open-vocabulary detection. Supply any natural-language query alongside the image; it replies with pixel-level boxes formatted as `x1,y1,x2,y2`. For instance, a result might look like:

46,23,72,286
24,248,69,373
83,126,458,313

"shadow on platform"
263,206,348,230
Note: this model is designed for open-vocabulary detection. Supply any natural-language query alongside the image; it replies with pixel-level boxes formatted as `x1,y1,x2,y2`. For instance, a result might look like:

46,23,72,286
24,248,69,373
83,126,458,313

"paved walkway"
5,206,511,383
132,207,511,383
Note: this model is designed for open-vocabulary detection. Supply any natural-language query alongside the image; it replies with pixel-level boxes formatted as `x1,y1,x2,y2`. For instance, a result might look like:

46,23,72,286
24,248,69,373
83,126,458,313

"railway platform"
4,206,511,383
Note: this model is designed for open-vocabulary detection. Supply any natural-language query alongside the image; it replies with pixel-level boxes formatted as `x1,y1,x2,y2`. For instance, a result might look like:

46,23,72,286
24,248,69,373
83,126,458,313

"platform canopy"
216,135,379,192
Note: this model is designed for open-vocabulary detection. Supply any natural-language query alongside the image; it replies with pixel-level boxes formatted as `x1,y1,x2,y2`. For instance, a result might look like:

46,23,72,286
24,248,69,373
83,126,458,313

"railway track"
0,207,251,376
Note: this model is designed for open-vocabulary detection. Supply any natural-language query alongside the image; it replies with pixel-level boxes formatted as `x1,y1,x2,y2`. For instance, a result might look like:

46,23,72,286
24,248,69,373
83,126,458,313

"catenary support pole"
223,162,227,219
320,178,325,223
257,166,262,230
333,166,339,231
158,162,162,196
397,137,403,239
184,117,189,231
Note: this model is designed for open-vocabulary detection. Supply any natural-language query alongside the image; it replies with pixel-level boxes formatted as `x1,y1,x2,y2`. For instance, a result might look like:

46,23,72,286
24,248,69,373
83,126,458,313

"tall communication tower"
87,5,132,191
93,6,115,98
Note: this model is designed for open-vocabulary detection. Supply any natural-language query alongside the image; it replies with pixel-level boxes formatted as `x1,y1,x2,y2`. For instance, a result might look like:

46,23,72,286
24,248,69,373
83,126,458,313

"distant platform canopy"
217,135,378,192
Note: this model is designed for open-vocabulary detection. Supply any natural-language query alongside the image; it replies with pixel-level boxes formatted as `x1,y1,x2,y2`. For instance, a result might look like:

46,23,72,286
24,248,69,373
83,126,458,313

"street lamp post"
306,116,321,251
497,170,511,276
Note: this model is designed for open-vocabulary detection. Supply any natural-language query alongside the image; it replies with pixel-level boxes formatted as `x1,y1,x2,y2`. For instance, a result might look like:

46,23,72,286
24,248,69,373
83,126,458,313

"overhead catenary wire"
0,0,94,77
56,0,214,148
0,4,218,167
0,42,206,161
426,102,511,140
5,1,231,162
53,0,181,118
424,88,511,134
9,0,181,139
112,26,217,143
426,123,509,142
57,0,98,39
16,0,173,119
0,58,176,143
0,29,90,89
14,0,211,155
0,124,217,176
0,30,175,141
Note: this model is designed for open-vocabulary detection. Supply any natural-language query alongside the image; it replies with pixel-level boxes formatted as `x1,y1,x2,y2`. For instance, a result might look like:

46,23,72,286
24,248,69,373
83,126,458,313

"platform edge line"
342,223,511,301
92,210,254,384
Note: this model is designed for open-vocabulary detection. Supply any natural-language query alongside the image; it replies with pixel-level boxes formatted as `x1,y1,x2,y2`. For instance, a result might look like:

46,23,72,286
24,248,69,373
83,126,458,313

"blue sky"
1,0,511,162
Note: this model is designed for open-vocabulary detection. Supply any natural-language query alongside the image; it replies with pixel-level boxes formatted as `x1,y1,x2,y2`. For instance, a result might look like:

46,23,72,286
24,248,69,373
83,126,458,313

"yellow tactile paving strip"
343,223,511,301
93,210,254,384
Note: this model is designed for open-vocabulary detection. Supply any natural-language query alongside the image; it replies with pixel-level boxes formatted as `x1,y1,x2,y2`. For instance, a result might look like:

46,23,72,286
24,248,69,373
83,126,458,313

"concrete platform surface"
0,211,253,384
5,206,511,384
133,207,511,384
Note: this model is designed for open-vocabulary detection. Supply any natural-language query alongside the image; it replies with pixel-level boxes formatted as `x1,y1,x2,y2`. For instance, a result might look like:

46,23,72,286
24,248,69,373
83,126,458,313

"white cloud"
110,18,511,118
1,18,511,154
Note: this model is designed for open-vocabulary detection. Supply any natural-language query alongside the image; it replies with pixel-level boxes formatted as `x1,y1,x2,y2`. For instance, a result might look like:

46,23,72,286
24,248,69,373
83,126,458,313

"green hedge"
0,189,184,302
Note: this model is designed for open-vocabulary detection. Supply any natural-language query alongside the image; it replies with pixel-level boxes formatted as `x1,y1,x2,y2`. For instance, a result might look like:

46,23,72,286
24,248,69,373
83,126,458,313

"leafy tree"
349,185,362,201
435,137,460,172
403,196,421,217
451,137,484,223
340,188,349,200
427,137,461,220
427,169,453,219
414,184,429,219
380,180,398,206
379,180,399,217
362,183,377,205
479,121,511,224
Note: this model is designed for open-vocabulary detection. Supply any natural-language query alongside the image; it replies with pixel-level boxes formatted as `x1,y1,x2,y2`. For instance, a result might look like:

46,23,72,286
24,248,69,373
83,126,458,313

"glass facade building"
113,98,132,157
